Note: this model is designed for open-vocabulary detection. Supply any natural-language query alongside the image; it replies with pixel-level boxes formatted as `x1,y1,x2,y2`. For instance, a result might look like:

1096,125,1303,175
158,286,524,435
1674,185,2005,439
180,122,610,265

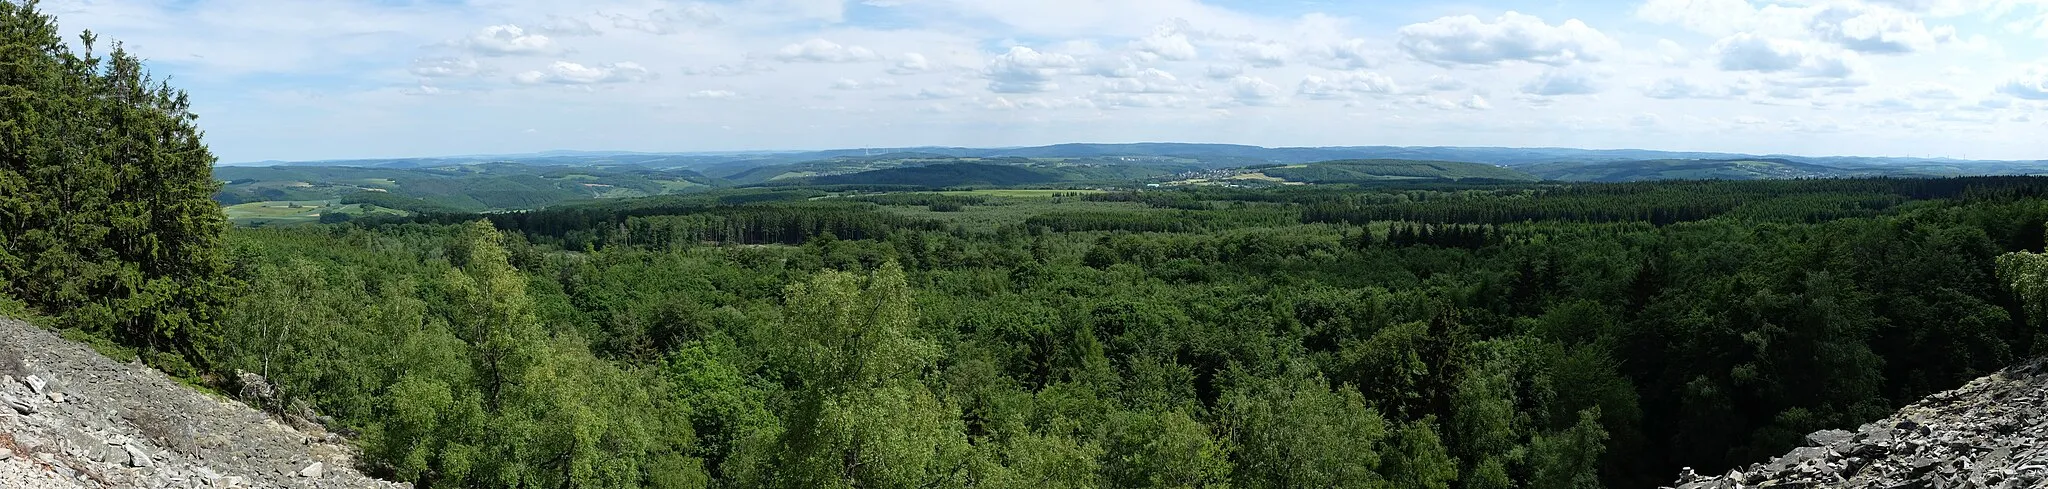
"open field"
222,200,409,226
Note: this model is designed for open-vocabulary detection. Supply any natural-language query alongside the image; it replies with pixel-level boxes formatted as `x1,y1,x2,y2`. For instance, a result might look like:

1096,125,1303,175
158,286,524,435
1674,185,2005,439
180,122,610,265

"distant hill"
1258,159,1539,183
231,144,2045,178
794,163,1064,187
1522,158,1933,182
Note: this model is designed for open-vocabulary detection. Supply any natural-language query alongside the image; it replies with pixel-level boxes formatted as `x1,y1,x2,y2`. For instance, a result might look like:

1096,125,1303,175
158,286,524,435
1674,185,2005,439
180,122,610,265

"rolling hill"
1256,159,1539,183
1521,158,1917,182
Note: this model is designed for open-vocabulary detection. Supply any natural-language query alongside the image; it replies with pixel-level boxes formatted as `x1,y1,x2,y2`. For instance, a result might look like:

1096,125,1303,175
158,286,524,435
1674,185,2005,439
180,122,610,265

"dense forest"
212,176,2048,489
11,2,2048,488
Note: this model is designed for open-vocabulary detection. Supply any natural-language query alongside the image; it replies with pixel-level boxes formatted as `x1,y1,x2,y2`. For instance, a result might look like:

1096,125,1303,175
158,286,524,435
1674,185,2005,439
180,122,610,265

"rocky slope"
1670,357,2048,489
0,317,407,488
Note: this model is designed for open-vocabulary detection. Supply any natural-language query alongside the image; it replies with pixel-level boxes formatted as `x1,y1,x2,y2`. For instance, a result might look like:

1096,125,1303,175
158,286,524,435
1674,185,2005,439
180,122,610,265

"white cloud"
1236,41,1290,68
981,96,1093,111
1810,4,1955,54
1521,68,1603,96
1228,75,1287,106
1101,68,1192,93
900,87,966,99
1303,39,1382,70
1462,94,1493,110
1636,0,1763,36
1205,64,1246,80
985,46,1078,93
890,53,933,74
688,89,740,99
1643,76,1746,99
1297,72,1398,100
1906,82,1962,99
1092,92,1195,109
1425,75,1468,92
832,78,899,90
2000,65,2048,99
410,57,480,78
681,62,775,76
1713,33,1862,79
533,15,601,37
1396,11,1616,66
1132,21,1199,61
513,61,655,85
775,39,882,63
464,25,557,56
611,5,723,35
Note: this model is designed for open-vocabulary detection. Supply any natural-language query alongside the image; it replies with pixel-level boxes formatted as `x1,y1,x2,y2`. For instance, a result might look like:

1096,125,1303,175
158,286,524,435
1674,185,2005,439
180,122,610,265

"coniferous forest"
12,2,2048,488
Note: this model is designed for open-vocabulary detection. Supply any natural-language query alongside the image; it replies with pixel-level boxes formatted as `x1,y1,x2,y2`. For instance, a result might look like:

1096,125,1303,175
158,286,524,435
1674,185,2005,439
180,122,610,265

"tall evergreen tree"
0,0,234,374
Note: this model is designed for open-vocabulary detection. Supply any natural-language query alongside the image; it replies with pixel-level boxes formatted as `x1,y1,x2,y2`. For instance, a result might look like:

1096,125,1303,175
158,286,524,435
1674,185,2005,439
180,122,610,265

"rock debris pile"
0,317,408,488
1671,356,2048,489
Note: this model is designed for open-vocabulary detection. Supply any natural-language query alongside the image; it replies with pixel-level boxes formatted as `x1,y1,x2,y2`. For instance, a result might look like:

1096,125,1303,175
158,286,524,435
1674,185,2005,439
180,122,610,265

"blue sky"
37,0,2048,162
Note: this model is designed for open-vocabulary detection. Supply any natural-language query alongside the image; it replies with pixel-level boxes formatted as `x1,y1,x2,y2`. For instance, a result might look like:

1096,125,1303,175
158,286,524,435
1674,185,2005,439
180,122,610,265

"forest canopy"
8,2,2048,488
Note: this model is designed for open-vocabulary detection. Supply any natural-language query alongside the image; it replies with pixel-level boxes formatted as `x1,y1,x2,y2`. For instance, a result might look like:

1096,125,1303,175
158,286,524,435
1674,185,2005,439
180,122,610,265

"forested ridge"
11,2,2048,488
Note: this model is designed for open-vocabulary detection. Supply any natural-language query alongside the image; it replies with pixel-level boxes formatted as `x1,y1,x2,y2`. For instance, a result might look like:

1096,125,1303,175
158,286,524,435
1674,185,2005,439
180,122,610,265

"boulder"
125,443,153,468
298,461,324,478
3,394,33,414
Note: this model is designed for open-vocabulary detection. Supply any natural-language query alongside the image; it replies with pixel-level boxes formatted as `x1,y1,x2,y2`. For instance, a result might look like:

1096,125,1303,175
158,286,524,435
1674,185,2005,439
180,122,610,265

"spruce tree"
0,0,234,374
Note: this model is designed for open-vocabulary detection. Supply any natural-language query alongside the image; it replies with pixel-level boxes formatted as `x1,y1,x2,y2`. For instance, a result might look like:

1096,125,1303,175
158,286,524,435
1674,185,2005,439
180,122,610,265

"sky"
34,0,2048,162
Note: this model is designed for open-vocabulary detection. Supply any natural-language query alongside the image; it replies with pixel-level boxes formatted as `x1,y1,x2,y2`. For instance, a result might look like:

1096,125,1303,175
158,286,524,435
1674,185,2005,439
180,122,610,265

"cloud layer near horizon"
38,0,2048,162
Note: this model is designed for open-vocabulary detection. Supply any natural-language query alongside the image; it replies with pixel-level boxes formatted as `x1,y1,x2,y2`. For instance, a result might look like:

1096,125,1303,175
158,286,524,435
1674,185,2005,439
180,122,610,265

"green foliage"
0,0,235,373
198,176,2048,489
1262,159,1539,183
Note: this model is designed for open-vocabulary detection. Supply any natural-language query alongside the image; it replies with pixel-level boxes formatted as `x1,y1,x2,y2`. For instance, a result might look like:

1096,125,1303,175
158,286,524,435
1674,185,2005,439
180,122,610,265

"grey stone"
0,447,11,460
126,443,154,468
1809,429,1855,446
298,461,324,478
2,394,32,414
24,374,46,394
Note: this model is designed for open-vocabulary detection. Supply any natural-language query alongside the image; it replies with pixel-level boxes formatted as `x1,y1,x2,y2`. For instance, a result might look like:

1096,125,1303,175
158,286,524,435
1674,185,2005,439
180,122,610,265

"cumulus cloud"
985,46,1078,93
1396,12,1616,66
1081,55,1144,78
1228,75,1287,106
1521,68,1603,96
1132,21,1198,61
465,25,557,56
1205,65,1246,80
1810,4,1955,54
775,39,881,63
1297,72,1399,100
890,53,933,74
1101,68,1192,94
1713,33,1861,79
410,57,481,78
1304,39,1381,70
513,61,655,85
2000,65,2048,100
1237,42,1291,68
1462,94,1493,110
